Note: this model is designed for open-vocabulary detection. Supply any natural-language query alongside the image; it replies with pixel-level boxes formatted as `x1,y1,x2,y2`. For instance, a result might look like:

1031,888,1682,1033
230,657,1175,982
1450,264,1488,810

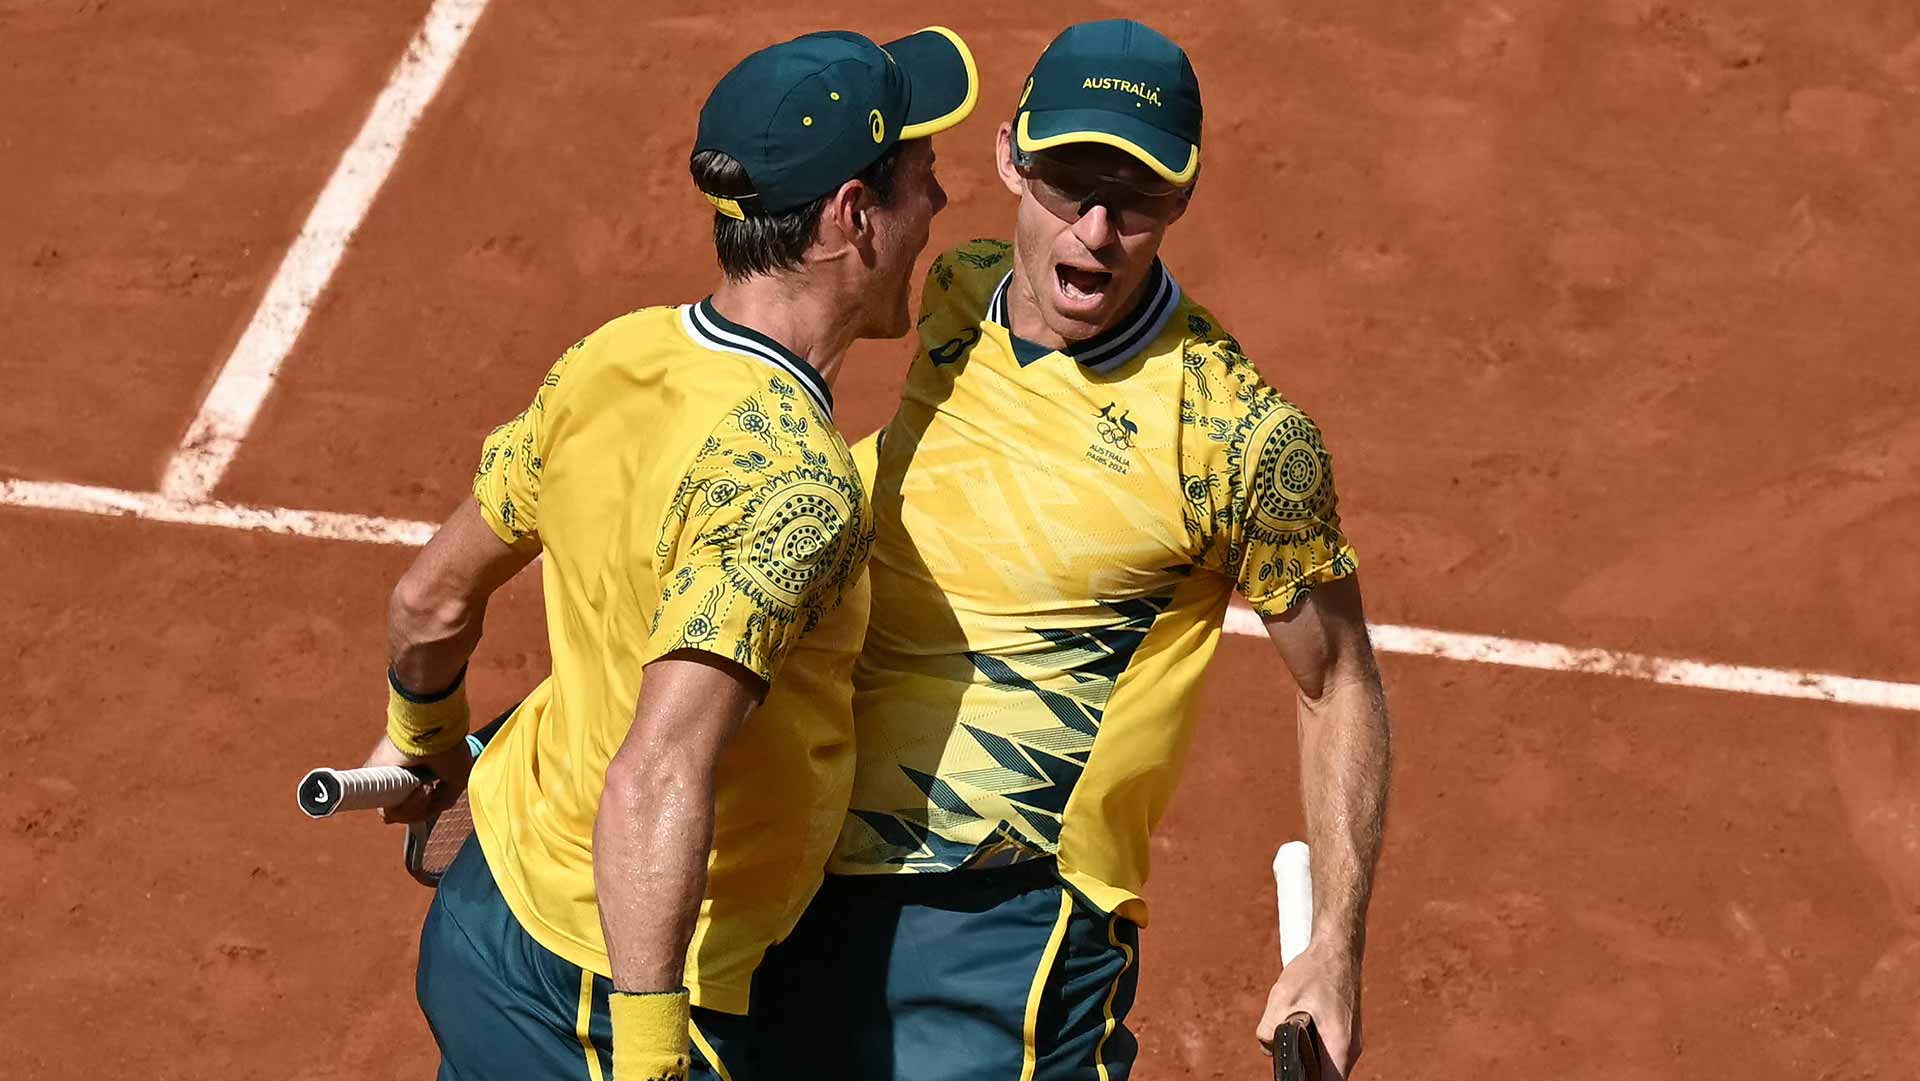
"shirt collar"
987,260,1182,374
682,298,834,418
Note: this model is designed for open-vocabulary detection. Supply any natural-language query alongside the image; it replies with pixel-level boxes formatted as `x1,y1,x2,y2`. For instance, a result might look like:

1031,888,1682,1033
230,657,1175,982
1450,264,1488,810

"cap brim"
885,26,979,140
1016,109,1199,185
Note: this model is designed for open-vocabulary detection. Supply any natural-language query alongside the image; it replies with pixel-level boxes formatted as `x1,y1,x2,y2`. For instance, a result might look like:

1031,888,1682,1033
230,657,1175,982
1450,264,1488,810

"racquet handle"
297,765,430,818
1274,840,1313,966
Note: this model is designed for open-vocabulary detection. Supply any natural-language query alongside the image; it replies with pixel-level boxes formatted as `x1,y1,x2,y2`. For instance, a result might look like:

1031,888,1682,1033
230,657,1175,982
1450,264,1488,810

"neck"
709,273,863,388
1005,252,1155,353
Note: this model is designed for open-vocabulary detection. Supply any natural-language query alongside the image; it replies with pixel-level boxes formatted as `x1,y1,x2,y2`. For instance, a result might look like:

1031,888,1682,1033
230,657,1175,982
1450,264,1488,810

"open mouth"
1055,264,1113,304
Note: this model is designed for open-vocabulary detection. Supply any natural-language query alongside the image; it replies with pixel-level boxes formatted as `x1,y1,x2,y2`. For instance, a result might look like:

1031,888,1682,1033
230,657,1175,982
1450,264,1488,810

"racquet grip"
1274,840,1314,966
297,765,429,818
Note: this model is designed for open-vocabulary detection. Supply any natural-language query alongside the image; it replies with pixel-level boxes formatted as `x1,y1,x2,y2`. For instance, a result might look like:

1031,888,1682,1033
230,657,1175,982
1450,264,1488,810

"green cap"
1014,19,1202,185
694,27,978,217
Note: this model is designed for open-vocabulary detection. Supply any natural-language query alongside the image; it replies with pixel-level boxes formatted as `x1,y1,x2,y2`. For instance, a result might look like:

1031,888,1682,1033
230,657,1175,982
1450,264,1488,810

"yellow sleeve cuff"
384,667,471,758
609,988,690,1081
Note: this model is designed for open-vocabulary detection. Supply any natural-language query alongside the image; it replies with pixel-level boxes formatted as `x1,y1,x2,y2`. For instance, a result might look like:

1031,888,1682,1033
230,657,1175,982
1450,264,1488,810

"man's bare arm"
388,499,538,692
1255,573,1392,1076
363,500,537,819
593,651,762,993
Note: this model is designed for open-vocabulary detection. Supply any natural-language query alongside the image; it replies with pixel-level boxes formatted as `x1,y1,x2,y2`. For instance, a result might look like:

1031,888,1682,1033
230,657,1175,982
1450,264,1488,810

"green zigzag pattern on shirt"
849,592,1174,869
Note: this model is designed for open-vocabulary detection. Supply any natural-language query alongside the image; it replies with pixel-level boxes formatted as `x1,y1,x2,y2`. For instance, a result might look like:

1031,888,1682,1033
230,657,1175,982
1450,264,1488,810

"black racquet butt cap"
296,770,345,818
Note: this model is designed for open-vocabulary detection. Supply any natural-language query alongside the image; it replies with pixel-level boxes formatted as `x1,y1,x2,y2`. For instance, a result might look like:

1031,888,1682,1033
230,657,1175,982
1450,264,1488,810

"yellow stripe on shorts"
1020,890,1076,1081
1092,913,1137,1081
575,970,606,1081
690,1016,735,1081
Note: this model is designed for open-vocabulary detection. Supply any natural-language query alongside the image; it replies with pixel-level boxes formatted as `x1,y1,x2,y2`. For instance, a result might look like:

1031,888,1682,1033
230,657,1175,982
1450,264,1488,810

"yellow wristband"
609,988,690,1081
385,667,470,757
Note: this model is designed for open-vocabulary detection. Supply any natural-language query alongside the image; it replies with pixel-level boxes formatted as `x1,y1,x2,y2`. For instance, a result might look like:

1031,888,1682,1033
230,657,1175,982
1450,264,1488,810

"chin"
1056,303,1119,337
1041,297,1124,345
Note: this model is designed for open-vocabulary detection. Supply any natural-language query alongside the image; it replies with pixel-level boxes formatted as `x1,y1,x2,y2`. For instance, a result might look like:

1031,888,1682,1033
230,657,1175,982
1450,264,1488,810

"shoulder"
923,238,1013,306
679,390,872,612
690,378,866,540
572,304,687,358
1172,300,1259,412
1175,302,1340,521
533,304,692,405
1175,299,1312,442
911,240,1012,365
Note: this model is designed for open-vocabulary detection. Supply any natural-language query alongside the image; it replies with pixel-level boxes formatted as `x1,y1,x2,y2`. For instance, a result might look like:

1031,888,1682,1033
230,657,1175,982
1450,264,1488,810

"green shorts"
417,835,749,1081
752,860,1140,1080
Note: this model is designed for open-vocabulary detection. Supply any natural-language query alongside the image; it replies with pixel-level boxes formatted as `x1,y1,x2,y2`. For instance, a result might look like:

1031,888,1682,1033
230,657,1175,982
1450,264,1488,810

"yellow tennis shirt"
465,300,872,1014
830,241,1358,924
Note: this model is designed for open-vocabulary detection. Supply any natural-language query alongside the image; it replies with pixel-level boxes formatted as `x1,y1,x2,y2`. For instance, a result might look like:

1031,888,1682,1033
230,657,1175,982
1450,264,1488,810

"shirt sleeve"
644,392,873,682
472,351,572,549
1185,345,1358,617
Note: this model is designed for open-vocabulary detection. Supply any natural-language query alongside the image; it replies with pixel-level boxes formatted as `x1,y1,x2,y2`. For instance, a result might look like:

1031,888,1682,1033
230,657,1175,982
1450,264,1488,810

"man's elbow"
1298,648,1385,714
602,746,714,814
389,568,475,643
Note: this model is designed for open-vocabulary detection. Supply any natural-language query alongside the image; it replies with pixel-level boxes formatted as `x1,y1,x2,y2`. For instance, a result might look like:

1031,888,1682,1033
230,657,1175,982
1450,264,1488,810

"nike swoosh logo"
313,788,329,803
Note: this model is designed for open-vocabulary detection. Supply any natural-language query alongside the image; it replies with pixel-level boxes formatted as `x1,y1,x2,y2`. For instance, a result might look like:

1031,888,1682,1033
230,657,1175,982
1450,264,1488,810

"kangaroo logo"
1095,402,1139,450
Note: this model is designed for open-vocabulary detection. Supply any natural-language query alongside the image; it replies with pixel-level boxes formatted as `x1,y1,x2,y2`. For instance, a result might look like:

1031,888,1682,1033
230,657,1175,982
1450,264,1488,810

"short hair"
690,145,905,282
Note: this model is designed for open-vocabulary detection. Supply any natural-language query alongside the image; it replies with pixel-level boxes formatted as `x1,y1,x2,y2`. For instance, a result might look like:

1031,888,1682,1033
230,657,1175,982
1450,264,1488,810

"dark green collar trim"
684,298,833,416
987,260,1181,372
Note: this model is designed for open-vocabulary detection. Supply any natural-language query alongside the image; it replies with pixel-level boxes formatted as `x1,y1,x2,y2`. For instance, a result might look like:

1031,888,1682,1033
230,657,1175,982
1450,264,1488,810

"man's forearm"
592,653,760,993
385,500,532,694
1297,664,1391,955
387,580,488,694
593,761,715,992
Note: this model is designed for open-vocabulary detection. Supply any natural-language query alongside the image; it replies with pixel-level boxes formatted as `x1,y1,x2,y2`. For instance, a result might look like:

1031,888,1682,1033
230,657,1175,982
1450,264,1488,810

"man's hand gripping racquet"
296,716,506,886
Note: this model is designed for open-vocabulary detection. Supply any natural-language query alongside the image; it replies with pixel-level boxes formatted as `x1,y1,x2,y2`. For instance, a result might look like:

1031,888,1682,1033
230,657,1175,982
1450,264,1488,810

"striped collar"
681,298,833,418
986,260,1182,374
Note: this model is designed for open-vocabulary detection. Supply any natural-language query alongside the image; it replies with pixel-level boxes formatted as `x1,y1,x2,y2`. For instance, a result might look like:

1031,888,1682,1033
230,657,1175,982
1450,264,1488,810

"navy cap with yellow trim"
1015,19,1202,185
694,27,978,217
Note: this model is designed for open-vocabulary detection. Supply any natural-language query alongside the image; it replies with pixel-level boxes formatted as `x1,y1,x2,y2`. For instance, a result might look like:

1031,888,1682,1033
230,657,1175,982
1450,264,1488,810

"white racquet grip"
1274,840,1314,966
297,765,426,818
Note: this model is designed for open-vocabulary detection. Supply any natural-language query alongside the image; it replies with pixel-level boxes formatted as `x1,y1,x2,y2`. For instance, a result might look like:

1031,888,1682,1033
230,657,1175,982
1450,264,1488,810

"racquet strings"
412,794,475,883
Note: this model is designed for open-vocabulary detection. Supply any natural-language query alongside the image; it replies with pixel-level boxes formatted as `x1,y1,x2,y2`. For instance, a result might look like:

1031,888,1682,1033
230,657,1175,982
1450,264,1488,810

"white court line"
1221,608,1920,712
7,477,1917,713
2,479,432,546
159,0,492,503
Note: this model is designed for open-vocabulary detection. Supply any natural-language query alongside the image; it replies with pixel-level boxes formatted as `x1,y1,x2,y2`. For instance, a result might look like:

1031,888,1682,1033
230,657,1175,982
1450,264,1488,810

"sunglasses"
1013,153,1188,233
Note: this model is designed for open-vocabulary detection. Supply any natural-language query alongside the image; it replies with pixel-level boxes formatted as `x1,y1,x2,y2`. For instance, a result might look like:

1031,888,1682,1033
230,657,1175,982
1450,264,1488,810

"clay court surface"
3,1,1917,1077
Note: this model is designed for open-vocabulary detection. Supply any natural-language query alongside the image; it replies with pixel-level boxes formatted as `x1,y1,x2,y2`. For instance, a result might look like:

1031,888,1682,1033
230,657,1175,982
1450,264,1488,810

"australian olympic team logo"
1095,402,1139,450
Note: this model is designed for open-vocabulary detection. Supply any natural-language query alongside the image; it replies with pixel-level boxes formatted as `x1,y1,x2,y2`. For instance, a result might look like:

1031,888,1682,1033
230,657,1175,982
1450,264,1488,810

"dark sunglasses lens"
1021,159,1179,230
1024,171,1089,222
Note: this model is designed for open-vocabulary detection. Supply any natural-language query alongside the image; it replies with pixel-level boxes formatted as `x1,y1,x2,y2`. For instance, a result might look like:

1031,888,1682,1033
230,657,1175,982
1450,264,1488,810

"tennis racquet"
296,714,508,886
1273,840,1326,1081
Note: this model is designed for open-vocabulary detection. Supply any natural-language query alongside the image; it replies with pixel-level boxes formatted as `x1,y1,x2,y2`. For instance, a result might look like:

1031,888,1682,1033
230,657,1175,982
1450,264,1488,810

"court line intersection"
7,0,1915,715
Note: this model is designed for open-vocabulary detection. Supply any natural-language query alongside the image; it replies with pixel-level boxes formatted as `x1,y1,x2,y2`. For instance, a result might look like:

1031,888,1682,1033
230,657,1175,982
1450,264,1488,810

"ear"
819,179,868,250
994,122,1024,198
